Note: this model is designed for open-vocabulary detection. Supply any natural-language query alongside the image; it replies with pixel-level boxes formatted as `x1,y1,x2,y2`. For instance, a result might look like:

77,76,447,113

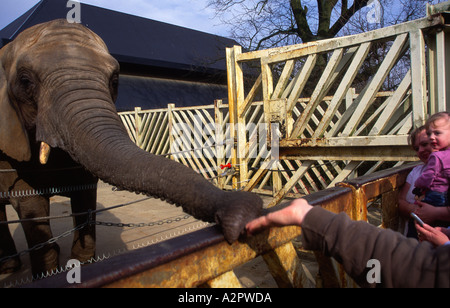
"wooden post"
202,271,242,288
410,29,428,127
167,104,175,161
227,46,247,190
435,30,449,112
214,99,225,189
263,242,315,288
134,107,142,149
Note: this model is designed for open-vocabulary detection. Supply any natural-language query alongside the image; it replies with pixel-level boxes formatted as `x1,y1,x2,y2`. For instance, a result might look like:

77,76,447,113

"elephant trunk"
50,91,263,243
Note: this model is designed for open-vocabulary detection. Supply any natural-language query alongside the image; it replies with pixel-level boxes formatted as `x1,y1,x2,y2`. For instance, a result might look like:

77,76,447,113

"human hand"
246,198,313,235
414,201,438,224
416,222,450,247
440,227,450,238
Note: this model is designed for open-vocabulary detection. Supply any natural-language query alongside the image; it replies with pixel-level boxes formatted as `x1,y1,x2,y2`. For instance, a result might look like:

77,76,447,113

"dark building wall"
116,75,228,111
0,0,237,111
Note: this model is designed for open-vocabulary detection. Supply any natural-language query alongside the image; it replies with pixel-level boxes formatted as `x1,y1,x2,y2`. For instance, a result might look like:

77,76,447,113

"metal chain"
94,214,192,228
0,183,99,200
0,222,89,267
0,214,194,271
2,220,212,288
0,196,153,226
0,205,194,266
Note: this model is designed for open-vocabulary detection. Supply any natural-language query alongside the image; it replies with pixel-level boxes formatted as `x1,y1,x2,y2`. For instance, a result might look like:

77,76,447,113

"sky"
0,0,231,37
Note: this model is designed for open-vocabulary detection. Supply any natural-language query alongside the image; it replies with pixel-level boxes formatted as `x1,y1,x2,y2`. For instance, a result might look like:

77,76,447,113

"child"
415,112,450,207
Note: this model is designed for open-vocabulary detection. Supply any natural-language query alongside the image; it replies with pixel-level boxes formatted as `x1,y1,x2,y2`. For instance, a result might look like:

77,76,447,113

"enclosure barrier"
24,162,416,288
226,9,450,205
118,103,236,190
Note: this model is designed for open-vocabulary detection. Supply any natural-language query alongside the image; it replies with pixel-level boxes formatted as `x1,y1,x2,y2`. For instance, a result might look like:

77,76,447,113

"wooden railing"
25,163,417,288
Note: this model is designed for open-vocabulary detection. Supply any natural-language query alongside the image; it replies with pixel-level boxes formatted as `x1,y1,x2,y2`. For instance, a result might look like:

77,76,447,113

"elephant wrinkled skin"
0,20,263,276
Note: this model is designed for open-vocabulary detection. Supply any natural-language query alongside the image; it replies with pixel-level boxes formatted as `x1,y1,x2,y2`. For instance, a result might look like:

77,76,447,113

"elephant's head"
0,19,120,161
0,19,262,243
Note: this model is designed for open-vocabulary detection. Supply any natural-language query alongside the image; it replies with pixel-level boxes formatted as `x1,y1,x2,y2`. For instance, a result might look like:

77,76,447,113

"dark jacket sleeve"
300,206,450,288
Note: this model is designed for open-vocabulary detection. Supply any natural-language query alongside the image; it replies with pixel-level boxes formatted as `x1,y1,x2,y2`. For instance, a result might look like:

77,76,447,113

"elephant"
0,19,263,277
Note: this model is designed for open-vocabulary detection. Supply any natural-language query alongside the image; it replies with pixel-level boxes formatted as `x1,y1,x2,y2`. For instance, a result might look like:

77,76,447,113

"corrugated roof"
0,0,237,74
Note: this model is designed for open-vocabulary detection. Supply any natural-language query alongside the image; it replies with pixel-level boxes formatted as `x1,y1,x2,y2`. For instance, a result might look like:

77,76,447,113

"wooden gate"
227,11,450,206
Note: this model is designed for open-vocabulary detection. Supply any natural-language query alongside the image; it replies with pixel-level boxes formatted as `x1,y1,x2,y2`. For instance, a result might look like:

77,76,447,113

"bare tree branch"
208,0,443,50
329,0,370,38
290,0,314,42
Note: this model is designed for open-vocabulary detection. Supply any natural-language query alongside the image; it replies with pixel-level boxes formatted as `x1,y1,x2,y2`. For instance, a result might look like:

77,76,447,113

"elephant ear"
0,62,31,161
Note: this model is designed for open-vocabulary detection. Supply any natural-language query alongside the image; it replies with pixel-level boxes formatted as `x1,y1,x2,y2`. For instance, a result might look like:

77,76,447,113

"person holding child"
398,126,433,237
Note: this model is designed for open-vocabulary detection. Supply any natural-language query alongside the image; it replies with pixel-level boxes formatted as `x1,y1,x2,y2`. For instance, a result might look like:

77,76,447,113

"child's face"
414,130,433,163
428,117,450,151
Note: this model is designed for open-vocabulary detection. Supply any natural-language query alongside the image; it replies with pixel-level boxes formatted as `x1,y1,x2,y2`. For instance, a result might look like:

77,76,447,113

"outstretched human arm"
247,199,450,288
301,206,449,287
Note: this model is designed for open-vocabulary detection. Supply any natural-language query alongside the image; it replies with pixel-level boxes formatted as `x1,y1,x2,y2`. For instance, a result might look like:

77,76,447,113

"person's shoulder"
410,164,425,175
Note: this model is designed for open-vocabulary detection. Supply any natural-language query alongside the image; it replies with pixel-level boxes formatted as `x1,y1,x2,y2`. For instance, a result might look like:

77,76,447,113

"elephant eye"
111,74,119,89
110,72,119,100
20,76,32,88
18,71,36,98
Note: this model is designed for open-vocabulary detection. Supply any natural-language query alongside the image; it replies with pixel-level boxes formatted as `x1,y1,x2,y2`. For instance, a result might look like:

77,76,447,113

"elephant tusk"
39,142,51,164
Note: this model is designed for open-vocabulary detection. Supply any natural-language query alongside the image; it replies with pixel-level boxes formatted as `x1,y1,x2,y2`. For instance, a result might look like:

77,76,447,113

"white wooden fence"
119,102,233,190
118,91,400,199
